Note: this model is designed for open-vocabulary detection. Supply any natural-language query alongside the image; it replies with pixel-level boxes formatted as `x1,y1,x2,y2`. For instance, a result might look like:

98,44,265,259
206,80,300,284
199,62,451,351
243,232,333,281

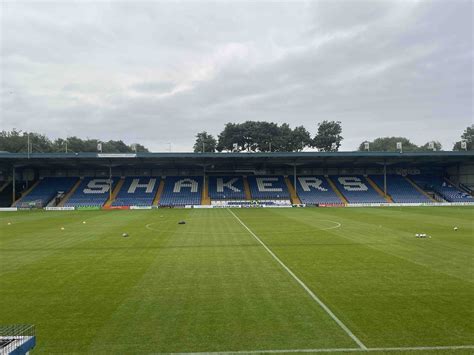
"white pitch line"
174,344,474,354
320,220,342,230
226,208,367,350
368,345,474,352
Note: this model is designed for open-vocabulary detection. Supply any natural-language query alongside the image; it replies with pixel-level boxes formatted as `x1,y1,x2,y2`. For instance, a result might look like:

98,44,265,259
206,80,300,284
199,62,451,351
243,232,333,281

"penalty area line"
176,344,474,354
226,208,367,350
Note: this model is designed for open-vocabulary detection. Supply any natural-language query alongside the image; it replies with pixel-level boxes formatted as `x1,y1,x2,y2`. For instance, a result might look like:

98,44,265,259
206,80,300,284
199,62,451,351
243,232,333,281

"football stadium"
2,1,474,354
1,151,473,354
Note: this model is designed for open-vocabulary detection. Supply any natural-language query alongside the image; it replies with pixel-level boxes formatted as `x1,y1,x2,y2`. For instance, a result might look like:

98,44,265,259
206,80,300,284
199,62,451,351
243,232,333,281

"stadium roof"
0,151,472,170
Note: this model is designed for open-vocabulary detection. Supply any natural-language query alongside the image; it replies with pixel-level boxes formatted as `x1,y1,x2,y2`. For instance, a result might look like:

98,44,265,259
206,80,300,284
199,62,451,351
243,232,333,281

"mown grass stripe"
227,208,367,350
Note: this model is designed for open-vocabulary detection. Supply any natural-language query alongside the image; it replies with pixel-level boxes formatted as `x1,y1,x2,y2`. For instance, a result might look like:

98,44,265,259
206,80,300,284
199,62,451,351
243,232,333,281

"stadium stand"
208,176,246,200
2,151,472,208
331,175,387,203
242,177,252,200
284,176,302,204
369,174,432,203
0,181,22,207
410,175,473,202
459,182,472,194
15,177,78,207
290,176,343,205
247,175,290,200
112,177,160,206
159,176,203,206
64,177,119,207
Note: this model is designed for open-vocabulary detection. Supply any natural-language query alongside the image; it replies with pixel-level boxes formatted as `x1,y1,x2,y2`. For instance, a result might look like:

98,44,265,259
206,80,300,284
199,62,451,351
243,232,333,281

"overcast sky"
1,0,472,151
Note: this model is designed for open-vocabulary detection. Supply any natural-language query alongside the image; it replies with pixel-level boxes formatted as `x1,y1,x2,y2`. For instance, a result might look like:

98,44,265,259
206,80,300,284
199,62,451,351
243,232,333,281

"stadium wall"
447,163,474,188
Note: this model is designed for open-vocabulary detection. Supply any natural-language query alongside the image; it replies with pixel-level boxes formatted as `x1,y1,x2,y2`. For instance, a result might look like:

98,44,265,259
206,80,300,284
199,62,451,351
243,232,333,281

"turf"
0,207,473,354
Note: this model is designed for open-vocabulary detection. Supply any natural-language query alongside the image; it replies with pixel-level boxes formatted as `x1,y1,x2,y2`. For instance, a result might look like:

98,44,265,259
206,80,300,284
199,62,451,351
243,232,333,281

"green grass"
0,207,473,354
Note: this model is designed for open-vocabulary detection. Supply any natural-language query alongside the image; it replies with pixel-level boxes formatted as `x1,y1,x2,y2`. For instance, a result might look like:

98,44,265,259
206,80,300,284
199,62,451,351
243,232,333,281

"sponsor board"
212,205,241,208
0,207,18,212
192,205,214,209
345,202,474,208
130,206,152,210
102,206,130,210
44,207,75,211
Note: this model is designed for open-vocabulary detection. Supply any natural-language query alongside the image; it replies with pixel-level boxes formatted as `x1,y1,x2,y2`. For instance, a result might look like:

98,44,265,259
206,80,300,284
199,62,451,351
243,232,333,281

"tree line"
0,124,471,153
0,129,148,153
194,122,473,153
356,124,472,152
194,121,343,152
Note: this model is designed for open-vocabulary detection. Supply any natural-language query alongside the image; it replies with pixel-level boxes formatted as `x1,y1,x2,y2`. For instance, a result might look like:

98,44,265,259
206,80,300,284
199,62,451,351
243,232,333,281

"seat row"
13,174,473,207
411,175,473,202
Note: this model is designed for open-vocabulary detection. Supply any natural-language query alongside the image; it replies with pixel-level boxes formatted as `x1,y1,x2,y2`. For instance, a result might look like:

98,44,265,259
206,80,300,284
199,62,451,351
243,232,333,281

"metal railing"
460,182,473,194
0,324,36,354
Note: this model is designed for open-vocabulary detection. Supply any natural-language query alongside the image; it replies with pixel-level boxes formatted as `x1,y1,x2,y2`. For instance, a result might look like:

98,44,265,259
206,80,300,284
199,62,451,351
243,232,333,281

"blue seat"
332,175,386,203
411,175,473,202
112,177,159,206
208,176,245,200
64,177,119,207
17,177,78,207
247,176,289,200
290,176,342,205
159,176,203,206
369,175,431,203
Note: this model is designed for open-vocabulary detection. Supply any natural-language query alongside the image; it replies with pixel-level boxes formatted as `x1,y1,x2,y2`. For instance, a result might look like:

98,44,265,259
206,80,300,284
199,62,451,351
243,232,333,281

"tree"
193,131,217,152
419,141,442,151
26,132,53,152
103,140,132,153
290,125,312,151
357,137,418,152
217,123,245,152
216,121,314,152
312,121,343,152
52,138,68,152
0,129,28,153
0,130,150,153
250,121,280,152
0,129,54,153
274,123,293,151
131,143,149,153
275,124,312,152
216,121,268,152
453,125,473,151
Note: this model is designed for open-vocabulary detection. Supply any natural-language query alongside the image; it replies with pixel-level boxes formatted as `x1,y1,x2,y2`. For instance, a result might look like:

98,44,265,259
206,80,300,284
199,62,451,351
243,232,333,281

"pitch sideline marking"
227,208,367,350
176,344,474,354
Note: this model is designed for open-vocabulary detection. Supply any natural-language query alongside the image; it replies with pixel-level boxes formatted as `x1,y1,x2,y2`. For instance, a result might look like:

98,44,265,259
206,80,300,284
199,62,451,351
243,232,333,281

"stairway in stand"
201,176,211,205
243,176,252,200
284,176,301,204
153,179,165,206
57,179,82,207
326,176,348,204
104,178,125,207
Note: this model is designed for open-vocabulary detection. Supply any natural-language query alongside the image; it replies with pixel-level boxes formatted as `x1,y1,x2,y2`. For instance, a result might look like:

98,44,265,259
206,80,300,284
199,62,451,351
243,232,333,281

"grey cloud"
131,82,177,94
1,0,472,152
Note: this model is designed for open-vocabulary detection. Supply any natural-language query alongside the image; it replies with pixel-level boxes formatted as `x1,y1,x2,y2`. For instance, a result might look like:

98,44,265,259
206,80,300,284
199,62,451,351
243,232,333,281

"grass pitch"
0,207,473,354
